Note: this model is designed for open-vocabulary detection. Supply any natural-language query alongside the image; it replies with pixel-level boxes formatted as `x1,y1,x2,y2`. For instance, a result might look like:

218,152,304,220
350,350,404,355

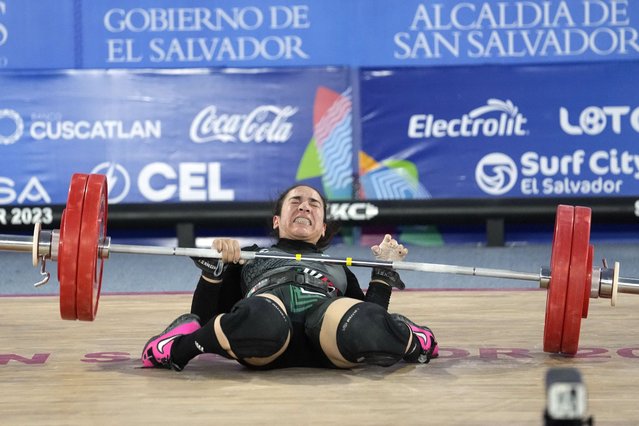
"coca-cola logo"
189,105,297,143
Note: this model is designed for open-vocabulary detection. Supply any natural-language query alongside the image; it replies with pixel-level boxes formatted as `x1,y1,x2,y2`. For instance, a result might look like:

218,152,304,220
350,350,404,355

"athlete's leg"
305,298,437,368
171,294,292,369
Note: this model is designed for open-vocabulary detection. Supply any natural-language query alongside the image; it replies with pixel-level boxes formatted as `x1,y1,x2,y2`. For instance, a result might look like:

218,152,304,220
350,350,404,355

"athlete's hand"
212,238,244,264
191,238,243,281
371,234,408,262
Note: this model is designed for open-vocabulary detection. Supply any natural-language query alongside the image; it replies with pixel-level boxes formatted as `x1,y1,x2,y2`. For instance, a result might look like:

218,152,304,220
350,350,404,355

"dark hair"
271,184,339,249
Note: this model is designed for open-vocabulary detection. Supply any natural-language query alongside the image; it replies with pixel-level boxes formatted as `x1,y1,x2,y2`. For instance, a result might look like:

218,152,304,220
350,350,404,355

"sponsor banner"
0,0,75,69
3,0,639,69
0,68,354,205
80,0,352,68
356,0,639,66
359,61,639,199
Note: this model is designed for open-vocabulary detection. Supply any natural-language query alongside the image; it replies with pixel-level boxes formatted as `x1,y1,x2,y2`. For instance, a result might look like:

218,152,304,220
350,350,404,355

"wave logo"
475,153,518,195
408,99,528,139
0,109,24,145
296,87,353,199
90,162,131,204
0,1,7,47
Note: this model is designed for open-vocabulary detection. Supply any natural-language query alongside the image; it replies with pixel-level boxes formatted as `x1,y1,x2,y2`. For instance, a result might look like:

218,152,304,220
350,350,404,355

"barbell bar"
1,173,638,355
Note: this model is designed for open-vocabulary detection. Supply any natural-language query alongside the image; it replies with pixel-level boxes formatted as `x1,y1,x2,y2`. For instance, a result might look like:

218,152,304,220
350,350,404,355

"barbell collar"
39,230,53,260
98,237,111,260
50,230,60,261
590,267,601,299
540,267,551,289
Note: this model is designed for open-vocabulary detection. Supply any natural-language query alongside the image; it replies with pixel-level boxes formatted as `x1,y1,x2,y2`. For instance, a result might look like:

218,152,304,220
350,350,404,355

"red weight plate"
76,174,108,321
58,174,89,320
560,206,592,355
543,205,574,353
582,245,594,319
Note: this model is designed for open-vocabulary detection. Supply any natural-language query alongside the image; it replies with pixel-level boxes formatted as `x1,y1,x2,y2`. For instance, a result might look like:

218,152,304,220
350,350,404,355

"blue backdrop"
1,0,638,209
0,69,353,204
1,0,637,69
359,61,639,199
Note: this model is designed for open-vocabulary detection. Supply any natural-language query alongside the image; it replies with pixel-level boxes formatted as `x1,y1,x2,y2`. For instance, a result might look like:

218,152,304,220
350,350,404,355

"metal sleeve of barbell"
618,277,639,295
0,235,34,253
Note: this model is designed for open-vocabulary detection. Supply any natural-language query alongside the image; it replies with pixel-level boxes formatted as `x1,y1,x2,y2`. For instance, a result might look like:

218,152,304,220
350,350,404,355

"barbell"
1,173,639,356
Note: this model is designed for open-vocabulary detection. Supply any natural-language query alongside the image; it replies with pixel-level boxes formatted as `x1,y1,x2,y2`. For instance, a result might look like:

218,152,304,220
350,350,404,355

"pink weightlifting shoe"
141,313,201,371
392,313,439,364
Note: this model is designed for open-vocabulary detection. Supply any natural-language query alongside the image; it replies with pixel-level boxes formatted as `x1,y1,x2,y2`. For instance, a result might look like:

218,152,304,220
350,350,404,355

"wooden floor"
1,290,638,425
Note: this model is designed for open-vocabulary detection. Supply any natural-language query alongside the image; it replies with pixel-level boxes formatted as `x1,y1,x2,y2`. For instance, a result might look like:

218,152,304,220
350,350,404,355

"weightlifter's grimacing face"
273,186,326,244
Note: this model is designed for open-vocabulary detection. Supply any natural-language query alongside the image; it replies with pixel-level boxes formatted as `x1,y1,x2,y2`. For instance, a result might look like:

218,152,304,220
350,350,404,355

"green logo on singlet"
288,286,325,313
